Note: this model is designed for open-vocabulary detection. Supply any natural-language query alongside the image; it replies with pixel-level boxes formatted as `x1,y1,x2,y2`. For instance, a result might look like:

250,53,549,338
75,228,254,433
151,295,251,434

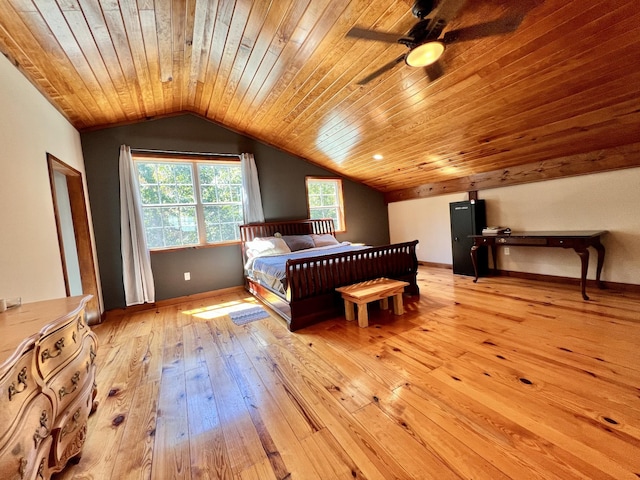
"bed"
240,219,419,331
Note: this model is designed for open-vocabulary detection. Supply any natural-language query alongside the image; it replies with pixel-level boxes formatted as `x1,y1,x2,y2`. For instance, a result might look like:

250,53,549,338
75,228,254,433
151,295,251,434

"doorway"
48,154,101,323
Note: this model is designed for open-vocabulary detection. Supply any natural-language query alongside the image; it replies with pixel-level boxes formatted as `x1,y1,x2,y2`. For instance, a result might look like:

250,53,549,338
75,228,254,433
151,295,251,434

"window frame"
133,153,244,252
305,176,346,233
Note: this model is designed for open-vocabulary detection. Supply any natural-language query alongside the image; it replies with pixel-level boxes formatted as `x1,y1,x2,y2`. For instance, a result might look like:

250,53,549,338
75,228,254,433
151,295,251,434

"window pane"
201,185,215,203
143,207,162,228
140,185,159,205
321,193,336,207
174,164,192,184
158,185,176,204
308,194,322,208
137,164,156,184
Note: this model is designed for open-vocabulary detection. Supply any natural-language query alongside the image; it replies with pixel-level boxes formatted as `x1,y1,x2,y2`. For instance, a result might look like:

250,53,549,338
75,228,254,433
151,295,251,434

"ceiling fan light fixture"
405,41,445,67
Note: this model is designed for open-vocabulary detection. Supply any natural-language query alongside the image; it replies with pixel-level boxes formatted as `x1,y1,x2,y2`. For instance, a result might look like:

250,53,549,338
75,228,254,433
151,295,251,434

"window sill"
149,240,240,254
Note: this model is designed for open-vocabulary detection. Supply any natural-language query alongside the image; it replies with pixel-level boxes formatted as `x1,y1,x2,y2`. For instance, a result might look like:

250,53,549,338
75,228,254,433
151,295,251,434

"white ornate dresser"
0,295,97,479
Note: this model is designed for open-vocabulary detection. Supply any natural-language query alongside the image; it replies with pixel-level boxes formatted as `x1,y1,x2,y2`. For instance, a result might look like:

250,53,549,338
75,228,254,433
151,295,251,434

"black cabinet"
450,200,488,276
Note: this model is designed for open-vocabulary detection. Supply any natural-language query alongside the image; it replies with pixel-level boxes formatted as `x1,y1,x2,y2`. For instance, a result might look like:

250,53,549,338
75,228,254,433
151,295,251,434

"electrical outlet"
184,272,191,281
504,247,510,256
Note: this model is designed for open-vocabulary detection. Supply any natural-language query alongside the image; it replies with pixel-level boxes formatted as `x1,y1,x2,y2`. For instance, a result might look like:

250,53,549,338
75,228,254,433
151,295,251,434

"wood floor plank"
59,266,640,480
109,380,159,479
184,365,233,479
204,349,269,475
153,368,191,479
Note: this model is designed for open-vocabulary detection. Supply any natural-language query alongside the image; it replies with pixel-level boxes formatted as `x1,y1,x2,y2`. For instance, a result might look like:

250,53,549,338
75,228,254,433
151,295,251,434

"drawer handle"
18,457,28,479
32,410,50,448
41,338,65,362
37,457,46,479
61,408,81,438
59,371,81,399
8,367,28,400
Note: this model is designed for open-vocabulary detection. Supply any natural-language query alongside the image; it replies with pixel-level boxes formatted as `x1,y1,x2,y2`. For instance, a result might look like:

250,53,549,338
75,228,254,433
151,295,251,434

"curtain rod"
131,148,240,158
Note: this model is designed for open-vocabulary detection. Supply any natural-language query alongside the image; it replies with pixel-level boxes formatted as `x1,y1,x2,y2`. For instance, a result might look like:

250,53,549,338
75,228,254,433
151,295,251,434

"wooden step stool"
336,277,410,328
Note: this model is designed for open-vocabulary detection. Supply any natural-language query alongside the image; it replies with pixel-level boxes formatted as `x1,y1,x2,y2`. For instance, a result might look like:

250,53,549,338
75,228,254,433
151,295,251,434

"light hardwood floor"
55,266,640,479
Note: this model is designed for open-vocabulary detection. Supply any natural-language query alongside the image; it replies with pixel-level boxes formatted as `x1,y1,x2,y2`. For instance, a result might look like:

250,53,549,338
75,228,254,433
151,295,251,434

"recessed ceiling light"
373,154,383,160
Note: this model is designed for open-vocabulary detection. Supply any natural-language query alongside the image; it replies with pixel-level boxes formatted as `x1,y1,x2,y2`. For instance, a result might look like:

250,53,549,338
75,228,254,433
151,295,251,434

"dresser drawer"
0,394,53,480
51,381,94,466
48,333,97,414
497,236,547,245
0,347,39,446
35,313,84,381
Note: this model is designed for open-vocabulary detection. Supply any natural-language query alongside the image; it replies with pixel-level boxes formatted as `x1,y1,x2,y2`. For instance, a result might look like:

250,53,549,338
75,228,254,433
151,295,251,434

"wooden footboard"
283,240,419,330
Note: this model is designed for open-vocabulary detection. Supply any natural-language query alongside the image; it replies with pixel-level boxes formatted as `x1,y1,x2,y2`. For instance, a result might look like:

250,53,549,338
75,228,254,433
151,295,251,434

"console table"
470,231,607,300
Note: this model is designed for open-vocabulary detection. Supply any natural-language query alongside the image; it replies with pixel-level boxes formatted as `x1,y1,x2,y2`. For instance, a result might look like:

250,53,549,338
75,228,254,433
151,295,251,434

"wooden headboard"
239,219,335,265
240,218,335,242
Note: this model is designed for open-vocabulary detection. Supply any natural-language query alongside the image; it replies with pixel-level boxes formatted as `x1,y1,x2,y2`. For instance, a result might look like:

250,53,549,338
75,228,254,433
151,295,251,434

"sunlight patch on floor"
181,297,261,320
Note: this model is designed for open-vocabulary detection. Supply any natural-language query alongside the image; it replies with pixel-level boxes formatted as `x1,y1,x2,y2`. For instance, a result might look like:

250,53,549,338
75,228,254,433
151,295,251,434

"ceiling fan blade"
441,13,526,44
357,54,407,85
425,61,444,82
346,27,405,44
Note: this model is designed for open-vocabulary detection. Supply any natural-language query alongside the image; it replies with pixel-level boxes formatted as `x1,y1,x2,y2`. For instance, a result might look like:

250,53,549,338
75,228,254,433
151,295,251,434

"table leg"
392,293,404,315
491,245,497,272
380,297,389,310
593,240,606,289
574,247,590,300
471,245,480,283
344,300,355,321
357,303,368,328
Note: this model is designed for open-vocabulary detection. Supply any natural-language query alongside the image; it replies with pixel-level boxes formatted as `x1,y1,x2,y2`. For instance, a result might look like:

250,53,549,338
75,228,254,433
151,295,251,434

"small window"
135,157,244,250
305,177,345,232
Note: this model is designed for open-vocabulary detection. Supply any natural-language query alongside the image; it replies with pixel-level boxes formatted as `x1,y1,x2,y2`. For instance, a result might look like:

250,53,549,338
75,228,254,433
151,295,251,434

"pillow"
311,233,339,247
245,237,291,258
281,234,315,252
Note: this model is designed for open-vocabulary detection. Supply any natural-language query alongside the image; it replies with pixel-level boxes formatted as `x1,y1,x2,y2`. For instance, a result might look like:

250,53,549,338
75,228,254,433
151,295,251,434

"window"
305,177,345,232
135,157,244,249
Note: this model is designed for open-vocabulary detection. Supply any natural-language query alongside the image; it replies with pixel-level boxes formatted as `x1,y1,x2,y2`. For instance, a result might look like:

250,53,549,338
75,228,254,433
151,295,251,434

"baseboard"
105,286,246,318
491,269,640,294
418,261,452,269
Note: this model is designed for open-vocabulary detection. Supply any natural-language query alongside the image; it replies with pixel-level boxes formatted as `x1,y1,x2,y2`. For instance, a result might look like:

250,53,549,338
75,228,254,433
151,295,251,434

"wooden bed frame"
240,219,419,331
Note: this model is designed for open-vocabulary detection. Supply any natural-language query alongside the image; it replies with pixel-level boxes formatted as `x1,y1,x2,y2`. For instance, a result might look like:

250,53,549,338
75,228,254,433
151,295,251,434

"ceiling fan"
348,0,530,85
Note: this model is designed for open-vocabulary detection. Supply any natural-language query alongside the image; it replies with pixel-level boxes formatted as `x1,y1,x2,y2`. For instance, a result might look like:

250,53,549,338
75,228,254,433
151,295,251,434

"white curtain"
240,153,265,223
119,145,155,305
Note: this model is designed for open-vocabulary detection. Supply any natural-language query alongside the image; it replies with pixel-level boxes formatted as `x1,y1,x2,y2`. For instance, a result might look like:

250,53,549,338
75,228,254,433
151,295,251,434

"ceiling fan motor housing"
412,0,436,19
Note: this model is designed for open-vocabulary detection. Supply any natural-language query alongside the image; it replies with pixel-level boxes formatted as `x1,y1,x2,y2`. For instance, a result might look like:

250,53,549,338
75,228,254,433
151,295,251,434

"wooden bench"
336,278,410,327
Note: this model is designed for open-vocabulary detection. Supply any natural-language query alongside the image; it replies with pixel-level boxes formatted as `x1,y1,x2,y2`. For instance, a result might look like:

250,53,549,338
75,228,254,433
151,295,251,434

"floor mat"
228,304,270,325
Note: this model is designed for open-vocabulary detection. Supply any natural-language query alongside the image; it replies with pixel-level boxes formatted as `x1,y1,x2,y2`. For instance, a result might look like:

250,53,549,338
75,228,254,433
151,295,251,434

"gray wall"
81,114,389,310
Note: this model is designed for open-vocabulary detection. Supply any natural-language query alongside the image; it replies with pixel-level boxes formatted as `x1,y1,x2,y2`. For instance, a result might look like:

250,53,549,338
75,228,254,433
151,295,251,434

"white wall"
389,168,640,285
0,54,99,304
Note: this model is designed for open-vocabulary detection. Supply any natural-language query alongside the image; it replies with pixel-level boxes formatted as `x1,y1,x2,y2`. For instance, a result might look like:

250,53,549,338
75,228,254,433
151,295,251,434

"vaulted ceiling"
1,0,639,201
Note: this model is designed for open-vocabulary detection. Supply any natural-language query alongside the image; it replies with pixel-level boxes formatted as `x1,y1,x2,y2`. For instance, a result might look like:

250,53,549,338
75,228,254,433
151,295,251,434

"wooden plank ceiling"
1,0,639,200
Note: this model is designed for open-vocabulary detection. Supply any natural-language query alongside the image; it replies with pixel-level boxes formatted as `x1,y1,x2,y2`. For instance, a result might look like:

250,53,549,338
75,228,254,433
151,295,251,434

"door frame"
47,153,102,323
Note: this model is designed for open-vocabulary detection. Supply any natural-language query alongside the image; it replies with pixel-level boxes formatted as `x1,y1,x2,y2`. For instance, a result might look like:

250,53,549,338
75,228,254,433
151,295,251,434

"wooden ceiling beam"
384,143,640,203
